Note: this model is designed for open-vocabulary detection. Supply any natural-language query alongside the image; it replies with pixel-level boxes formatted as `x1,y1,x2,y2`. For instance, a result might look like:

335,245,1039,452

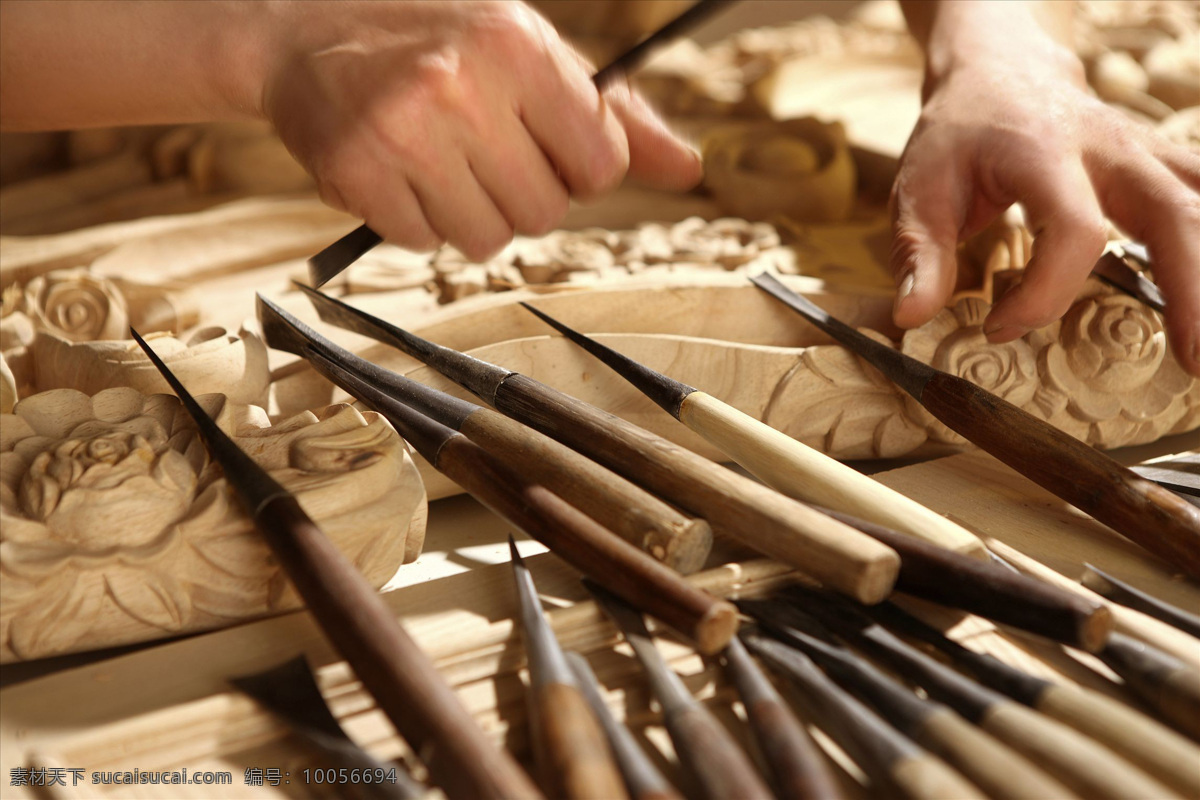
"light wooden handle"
980,701,1185,800
887,754,989,800
916,706,1079,800
498,376,900,604
664,705,774,800
531,683,629,800
678,391,986,558
462,409,712,574
1038,683,1200,797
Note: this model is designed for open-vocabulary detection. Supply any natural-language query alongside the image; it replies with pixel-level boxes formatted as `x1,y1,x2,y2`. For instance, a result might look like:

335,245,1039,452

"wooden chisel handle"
886,754,989,800
677,391,986,558
662,705,773,800
921,372,1200,576
257,497,541,800
497,375,900,604
531,683,629,800
980,700,1185,800
461,408,712,574
915,706,1079,800
436,437,738,653
1101,634,1200,740
1037,682,1200,797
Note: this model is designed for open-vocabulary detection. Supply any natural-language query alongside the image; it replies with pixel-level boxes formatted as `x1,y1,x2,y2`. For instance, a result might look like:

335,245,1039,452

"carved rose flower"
902,298,1038,444
23,269,129,342
1030,284,1195,440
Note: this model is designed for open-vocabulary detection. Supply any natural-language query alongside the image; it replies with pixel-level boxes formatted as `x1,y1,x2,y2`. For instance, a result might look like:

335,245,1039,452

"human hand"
261,1,702,261
890,16,1200,376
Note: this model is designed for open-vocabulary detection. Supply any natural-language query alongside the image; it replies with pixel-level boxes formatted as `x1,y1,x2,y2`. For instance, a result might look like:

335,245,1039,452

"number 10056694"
301,768,397,785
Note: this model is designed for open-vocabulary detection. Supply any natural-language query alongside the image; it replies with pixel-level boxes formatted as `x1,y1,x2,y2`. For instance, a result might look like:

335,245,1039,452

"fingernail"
983,323,1029,342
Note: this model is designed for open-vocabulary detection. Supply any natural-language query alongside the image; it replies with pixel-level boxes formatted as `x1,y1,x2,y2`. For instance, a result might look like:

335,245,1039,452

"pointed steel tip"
508,535,523,564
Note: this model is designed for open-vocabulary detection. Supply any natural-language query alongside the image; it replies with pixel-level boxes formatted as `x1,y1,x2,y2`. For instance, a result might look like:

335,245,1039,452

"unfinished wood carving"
4,325,270,410
0,387,426,662
702,117,857,222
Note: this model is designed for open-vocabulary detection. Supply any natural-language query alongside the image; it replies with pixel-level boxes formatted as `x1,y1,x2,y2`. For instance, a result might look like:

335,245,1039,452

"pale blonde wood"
678,390,986,556
0,389,425,661
0,152,153,236
986,537,1200,665
915,707,1080,800
885,753,988,800
1038,682,1200,797
980,701,1185,800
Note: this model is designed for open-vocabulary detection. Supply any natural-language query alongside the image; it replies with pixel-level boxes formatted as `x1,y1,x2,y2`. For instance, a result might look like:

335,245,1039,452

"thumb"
889,160,970,329
603,78,703,192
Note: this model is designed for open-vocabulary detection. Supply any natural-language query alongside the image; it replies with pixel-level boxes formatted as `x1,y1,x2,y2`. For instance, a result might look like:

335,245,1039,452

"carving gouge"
744,632,988,800
129,328,541,800
587,583,774,800
789,586,1186,800
300,347,738,653
258,294,713,573
307,0,738,286
508,538,628,799
752,271,1200,578
565,652,683,800
298,282,901,605
876,602,1200,797
742,601,1078,800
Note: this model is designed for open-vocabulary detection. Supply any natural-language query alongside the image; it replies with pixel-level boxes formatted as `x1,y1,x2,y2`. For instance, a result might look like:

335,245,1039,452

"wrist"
921,2,1084,96
201,2,286,121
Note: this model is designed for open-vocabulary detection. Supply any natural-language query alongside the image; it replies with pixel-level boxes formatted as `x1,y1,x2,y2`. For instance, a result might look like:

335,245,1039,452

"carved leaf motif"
105,570,191,631
7,573,103,659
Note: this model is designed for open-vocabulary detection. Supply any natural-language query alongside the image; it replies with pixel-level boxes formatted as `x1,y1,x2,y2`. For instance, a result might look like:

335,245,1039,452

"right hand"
262,1,702,260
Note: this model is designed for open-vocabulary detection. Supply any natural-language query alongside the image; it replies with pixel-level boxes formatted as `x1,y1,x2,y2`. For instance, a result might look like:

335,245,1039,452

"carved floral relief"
766,279,1199,458
0,388,426,661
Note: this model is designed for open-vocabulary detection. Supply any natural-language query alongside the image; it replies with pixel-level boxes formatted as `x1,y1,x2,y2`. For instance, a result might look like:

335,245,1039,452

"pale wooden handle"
532,683,630,800
981,701,1184,800
887,753,989,800
1038,683,1200,798
679,392,985,557
917,707,1079,800
500,376,900,604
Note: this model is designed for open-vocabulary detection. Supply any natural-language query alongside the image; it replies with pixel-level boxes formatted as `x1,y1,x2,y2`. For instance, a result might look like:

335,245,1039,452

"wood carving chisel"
721,635,845,800
751,271,1200,578
787,585,1186,800
587,583,774,800
508,538,628,799
258,294,712,573
874,602,1200,796
297,282,901,604
1081,562,1200,638
564,652,683,800
743,632,988,800
517,301,1116,651
129,328,542,800
742,600,1079,800
518,300,984,557
301,346,738,653
307,0,738,286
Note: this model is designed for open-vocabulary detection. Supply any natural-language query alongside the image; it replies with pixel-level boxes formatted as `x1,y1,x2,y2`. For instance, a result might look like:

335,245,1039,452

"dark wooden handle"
531,683,629,800
663,706,773,800
920,373,1200,577
461,409,712,574
256,497,541,800
742,697,843,800
436,437,738,654
496,375,900,604
823,509,1113,651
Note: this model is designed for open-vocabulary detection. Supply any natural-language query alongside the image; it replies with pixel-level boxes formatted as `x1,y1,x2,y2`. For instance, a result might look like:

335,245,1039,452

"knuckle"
460,225,514,263
522,191,569,236
580,141,629,196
